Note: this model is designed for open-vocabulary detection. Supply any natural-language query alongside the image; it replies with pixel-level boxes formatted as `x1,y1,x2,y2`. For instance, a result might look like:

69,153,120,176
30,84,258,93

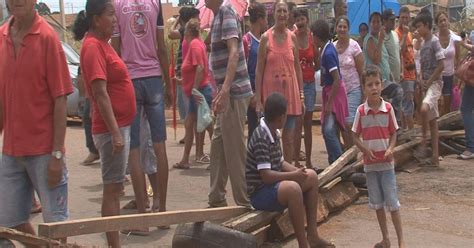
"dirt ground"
21,120,474,248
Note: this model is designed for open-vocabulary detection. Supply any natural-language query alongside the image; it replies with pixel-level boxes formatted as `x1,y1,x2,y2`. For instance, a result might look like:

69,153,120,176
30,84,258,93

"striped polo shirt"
352,99,399,172
246,118,284,196
209,4,252,99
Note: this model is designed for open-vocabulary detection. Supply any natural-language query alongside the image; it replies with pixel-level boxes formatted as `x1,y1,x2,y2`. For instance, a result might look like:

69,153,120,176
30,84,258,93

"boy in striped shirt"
352,65,405,248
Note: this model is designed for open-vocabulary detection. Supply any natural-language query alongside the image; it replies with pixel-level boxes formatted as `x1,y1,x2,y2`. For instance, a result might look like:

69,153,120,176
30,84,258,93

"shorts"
303,81,317,112
401,80,416,115
422,80,443,121
138,111,157,175
130,76,167,149
183,84,213,115
442,75,454,96
250,182,286,212
366,169,400,211
345,87,362,124
0,154,69,227
284,115,298,129
94,126,131,184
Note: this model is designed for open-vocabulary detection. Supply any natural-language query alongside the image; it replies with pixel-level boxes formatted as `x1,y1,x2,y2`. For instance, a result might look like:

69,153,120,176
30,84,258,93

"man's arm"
48,95,68,188
259,167,307,185
156,28,171,97
212,37,239,113
222,37,239,92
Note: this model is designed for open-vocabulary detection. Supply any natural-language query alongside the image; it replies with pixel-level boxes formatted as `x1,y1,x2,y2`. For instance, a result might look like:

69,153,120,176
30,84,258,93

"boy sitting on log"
352,65,405,248
245,93,334,248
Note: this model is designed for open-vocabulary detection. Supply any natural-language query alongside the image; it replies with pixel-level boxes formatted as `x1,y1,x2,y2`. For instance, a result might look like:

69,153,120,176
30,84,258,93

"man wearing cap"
382,9,401,83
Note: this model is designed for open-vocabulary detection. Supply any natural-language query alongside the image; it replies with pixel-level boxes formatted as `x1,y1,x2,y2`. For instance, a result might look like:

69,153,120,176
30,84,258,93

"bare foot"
308,237,335,248
374,239,390,248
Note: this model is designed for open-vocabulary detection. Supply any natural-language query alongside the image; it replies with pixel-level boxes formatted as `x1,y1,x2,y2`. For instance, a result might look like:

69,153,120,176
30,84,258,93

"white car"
62,42,82,118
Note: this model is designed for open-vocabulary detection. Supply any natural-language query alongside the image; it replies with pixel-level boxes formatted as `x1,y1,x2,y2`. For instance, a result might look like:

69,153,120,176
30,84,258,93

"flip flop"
196,154,210,164
173,162,190,169
151,208,171,230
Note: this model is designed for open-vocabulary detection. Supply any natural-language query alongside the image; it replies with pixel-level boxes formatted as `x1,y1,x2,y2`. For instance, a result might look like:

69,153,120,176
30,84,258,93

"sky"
40,0,180,14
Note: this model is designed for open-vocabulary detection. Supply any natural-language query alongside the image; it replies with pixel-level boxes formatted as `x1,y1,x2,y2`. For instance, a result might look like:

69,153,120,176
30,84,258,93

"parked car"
62,41,83,118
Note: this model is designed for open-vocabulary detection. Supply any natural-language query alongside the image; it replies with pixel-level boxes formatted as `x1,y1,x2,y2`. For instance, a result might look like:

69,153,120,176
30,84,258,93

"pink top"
262,28,302,116
334,39,362,92
113,0,164,79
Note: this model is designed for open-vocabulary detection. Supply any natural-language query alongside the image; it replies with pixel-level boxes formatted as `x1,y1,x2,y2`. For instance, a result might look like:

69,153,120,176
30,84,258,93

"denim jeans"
82,99,98,155
461,85,474,152
176,85,187,121
322,113,343,164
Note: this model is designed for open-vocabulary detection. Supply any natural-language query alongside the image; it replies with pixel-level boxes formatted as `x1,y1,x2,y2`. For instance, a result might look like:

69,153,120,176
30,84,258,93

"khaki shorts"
422,80,443,121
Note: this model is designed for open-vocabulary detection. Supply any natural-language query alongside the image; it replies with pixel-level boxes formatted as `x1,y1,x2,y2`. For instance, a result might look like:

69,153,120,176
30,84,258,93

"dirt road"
25,123,473,247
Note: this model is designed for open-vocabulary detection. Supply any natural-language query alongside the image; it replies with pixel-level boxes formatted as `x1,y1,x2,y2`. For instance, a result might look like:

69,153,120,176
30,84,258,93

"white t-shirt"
437,31,461,76
1,0,8,22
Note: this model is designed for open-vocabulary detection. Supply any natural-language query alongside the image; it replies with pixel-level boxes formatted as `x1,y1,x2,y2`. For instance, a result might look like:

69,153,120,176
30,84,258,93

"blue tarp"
347,0,400,35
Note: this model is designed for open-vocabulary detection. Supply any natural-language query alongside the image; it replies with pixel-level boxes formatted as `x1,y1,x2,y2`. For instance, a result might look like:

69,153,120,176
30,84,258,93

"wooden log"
321,182,359,212
0,227,62,247
437,111,463,130
222,211,280,233
38,206,249,239
439,140,463,154
318,146,360,186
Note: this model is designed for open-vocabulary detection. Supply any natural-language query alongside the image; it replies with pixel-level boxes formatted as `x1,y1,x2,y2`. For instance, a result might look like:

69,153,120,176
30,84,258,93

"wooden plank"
0,227,61,247
222,211,280,233
318,146,359,186
251,224,271,247
38,206,249,239
437,111,462,130
321,177,342,192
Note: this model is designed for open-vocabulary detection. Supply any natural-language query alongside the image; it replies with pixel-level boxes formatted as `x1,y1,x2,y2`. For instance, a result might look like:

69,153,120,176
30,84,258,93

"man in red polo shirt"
0,0,73,235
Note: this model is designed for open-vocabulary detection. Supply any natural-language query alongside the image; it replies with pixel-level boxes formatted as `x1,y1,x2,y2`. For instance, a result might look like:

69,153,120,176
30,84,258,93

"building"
399,0,466,21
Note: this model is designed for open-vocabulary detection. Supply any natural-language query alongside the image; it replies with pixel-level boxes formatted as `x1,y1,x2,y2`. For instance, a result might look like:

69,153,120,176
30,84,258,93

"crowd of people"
0,0,473,247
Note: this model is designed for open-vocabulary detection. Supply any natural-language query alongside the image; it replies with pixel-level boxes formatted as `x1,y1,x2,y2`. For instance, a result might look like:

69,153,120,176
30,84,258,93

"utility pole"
59,0,67,42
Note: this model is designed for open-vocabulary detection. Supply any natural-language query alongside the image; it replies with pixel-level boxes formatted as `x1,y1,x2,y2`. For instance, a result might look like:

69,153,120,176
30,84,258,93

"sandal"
173,162,190,169
196,154,210,164
310,239,336,248
122,199,150,210
151,207,171,230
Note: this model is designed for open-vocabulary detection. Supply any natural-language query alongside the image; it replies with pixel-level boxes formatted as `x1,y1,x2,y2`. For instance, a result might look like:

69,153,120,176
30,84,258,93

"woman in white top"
435,11,461,115
334,16,364,149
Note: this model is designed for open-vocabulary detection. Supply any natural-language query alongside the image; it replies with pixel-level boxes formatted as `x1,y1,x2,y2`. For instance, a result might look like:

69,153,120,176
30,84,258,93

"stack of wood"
220,111,466,246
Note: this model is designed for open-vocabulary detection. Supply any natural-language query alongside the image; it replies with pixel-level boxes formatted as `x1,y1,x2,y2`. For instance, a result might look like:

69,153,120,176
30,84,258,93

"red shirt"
0,14,73,156
80,33,136,134
296,32,316,82
181,38,210,97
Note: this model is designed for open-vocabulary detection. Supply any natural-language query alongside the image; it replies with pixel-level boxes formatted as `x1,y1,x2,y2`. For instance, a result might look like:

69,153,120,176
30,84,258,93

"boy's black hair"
413,10,433,29
264,93,287,122
311,19,330,42
361,64,382,86
293,8,308,20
